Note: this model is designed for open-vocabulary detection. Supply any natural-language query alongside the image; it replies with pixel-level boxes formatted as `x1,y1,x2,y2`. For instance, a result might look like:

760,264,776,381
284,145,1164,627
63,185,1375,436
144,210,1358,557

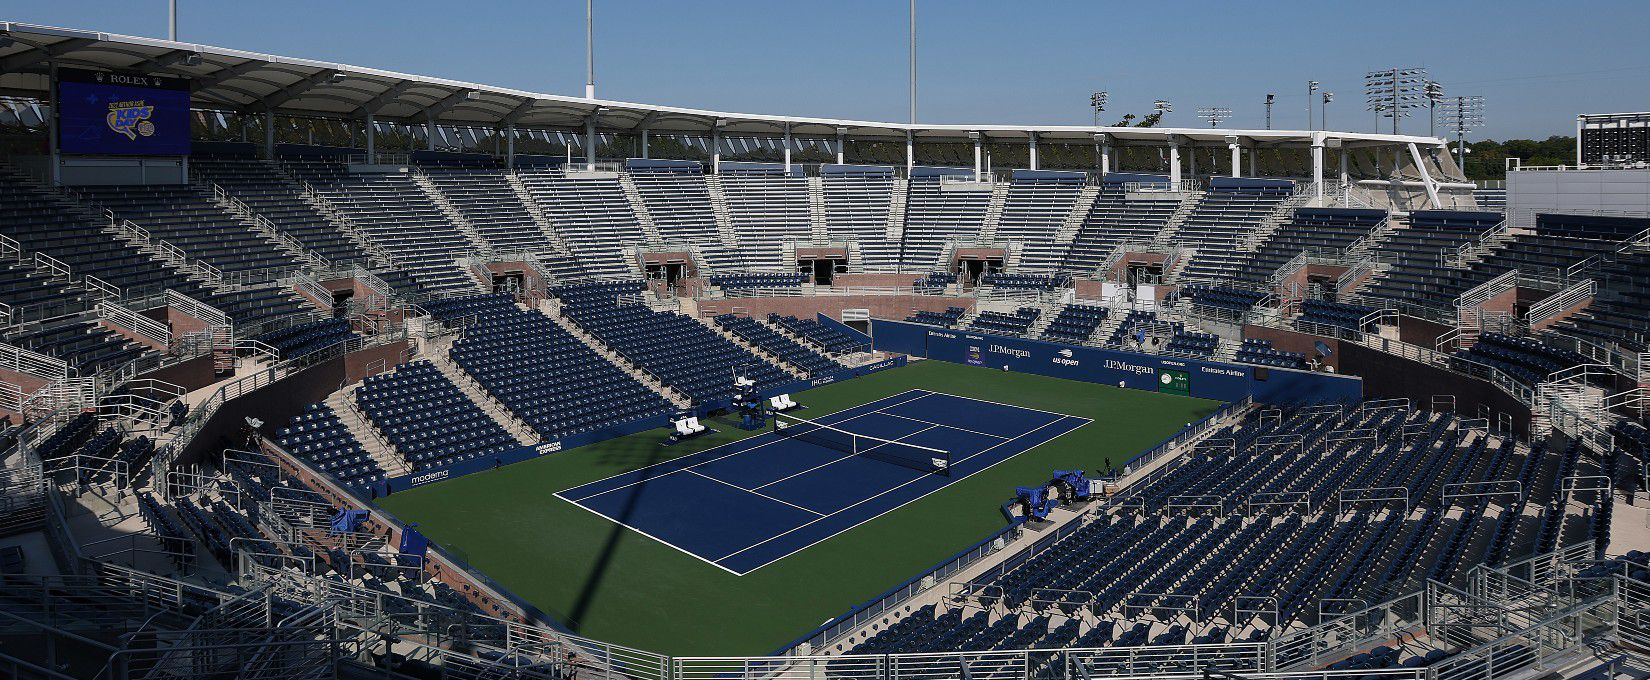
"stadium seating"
980,273,1070,290
1450,332,1589,387
1234,338,1308,369
427,294,673,441
276,403,388,492
556,281,791,403
355,360,520,471
255,318,355,359
1229,208,1387,285
1296,300,1379,332
906,306,967,328
1173,178,1296,283
80,184,307,275
968,307,1041,337
993,171,1088,272
900,168,991,270
1040,304,1108,344
820,165,901,270
190,154,364,264
768,314,869,354
714,314,844,376
710,273,808,292
1180,284,1269,313
1058,177,1182,274
718,163,811,272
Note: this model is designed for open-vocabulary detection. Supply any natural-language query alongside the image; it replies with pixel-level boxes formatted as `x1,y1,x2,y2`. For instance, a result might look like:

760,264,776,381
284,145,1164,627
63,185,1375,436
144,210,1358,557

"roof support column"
506,125,515,168
1339,148,1349,203
1096,134,1111,175
640,129,649,159
1028,132,1039,171
835,128,845,165
1406,142,1442,209
364,114,375,163
1311,134,1325,205
712,126,721,174
1188,144,1197,181
1168,139,1181,191
47,61,59,185
585,116,597,171
783,123,793,175
426,115,436,152
1230,142,1242,178
971,132,982,181
266,109,278,161
905,130,914,173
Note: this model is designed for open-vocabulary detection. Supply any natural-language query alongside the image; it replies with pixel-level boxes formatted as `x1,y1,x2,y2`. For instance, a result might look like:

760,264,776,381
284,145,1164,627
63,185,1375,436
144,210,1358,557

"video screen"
57,68,191,156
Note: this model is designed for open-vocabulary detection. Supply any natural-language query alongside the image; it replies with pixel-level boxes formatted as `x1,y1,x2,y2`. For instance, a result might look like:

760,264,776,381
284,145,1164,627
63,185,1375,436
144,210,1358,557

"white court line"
752,425,941,492
685,470,825,517
876,411,1011,440
560,389,934,503
550,489,746,576
714,413,1091,567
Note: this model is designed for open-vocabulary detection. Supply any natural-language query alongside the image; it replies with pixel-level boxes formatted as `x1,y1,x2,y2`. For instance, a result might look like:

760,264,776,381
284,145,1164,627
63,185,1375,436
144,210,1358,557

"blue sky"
8,0,1647,139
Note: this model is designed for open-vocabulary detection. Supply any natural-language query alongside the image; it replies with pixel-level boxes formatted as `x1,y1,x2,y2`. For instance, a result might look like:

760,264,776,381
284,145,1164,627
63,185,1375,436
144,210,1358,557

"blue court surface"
555,389,1090,575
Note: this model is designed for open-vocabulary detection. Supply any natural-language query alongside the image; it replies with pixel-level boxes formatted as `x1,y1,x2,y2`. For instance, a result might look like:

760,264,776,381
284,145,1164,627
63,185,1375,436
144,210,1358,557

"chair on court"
768,394,799,412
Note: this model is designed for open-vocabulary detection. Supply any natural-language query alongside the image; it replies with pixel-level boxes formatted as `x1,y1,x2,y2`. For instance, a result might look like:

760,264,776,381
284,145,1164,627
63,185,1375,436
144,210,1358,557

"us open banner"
57,68,192,156
870,319,1360,405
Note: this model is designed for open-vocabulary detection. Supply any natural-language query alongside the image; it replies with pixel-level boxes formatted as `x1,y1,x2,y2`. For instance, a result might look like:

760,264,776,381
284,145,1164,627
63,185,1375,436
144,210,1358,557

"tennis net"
772,412,952,476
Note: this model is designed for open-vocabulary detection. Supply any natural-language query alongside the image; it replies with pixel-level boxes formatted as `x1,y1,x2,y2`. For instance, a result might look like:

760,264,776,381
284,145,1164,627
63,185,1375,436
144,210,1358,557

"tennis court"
555,389,1090,575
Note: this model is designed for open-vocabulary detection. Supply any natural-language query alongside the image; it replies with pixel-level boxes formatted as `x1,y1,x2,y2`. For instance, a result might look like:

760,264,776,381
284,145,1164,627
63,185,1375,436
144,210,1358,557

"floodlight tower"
1365,67,1428,135
1307,81,1319,131
1321,92,1333,130
1264,94,1275,130
1090,91,1108,126
1197,107,1232,128
1154,99,1173,119
1441,96,1485,173
1424,80,1445,136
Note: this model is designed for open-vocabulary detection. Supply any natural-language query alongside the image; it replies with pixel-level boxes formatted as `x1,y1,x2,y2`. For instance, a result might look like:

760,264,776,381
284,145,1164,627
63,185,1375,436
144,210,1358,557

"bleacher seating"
719,163,811,271
1357,211,1501,310
627,160,740,267
968,307,1041,337
355,360,520,471
820,165,901,270
1234,338,1308,369
980,273,1070,290
900,168,991,270
428,294,673,440
284,159,478,294
710,273,808,292
1180,284,1269,313
768,314,868,355
516,164,645,278
1059,175,1181,274
419,165,559,255
714,314,844,376
1450,332,1589,387
191,155,363,264
556,281,790,403
1174,178,1295,283
277,403,387,492
906,306,967,328
916,272,957,289
81,184,306,274
256,318,355,359
1230,208,1387,285
994,171,1087,273
1040,304,1107,344
1162,329,1219,358
1296,300,1379,332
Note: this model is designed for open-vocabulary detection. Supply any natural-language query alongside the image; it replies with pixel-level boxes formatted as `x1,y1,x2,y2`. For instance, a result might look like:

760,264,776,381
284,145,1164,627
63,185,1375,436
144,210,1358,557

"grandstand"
0,19,1647,680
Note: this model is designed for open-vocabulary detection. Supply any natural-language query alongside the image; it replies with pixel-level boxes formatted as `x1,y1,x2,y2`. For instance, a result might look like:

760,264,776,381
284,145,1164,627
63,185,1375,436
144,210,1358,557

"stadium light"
1197,107,1232,128
1090,91,1108,126
1307,81,1318,131
1264,94,1275,130
1441,95,1485,172
1424,80,1445,136
1153,99,1172,116
1321,92,1333,130
1365,67,1428,135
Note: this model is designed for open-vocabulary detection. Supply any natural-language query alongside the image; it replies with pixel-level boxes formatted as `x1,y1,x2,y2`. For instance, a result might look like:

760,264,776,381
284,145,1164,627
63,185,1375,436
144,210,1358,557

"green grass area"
377,360,1218,655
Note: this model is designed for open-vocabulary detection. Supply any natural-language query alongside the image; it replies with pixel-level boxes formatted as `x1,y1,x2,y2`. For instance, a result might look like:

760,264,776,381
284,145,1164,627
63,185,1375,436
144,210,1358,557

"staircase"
1344,213,1399,262
504,171,575,255
426,348,538,444
280,169,399,270
1446,219,1521,269
409,171,491,256
846,241,865,274
198,181,329,269
978,182,1011,244
536,301,691,408
1240,190,1314,253
1053,184,1102,245
1092,313,1128,347
615,172,664,244
885,177,909,242
806,176,829,244
323,388,412,477
702,174,741,246
1152,190,1207,246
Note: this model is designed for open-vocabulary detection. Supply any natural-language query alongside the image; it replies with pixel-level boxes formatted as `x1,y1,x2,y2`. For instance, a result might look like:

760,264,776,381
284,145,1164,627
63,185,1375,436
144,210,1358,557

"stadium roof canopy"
0,21,1449,151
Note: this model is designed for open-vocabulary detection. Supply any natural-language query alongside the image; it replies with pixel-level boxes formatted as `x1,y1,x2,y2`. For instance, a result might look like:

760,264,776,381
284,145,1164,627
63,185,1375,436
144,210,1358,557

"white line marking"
685,470,825,517
562,390,935,502
752,425,941,491
714,414,1089,566
551,490,747,576
876,411,1011,440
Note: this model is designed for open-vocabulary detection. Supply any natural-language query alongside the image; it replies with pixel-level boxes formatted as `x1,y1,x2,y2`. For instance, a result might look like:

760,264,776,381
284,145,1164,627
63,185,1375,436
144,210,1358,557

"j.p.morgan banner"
870,319,1360,405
